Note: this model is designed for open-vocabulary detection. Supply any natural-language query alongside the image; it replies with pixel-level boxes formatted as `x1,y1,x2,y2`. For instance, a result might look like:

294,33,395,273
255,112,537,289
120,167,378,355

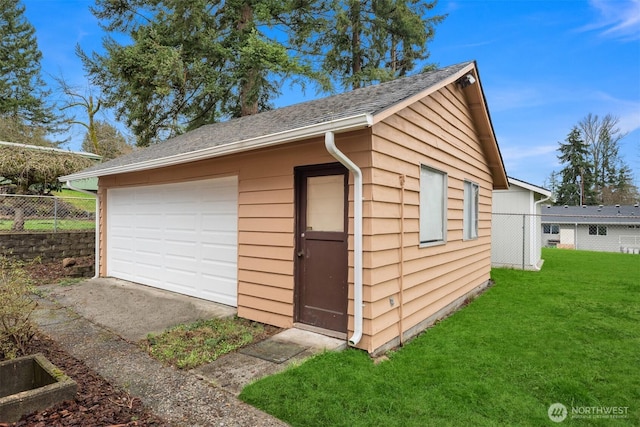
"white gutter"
324,131,363,346
65,181,100,279
60,114,373,181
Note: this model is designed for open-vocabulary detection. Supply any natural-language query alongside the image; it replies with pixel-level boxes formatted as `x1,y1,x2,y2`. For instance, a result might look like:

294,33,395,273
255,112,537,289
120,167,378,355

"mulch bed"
2,259,169,427
24,256,94,286
4,334,169,427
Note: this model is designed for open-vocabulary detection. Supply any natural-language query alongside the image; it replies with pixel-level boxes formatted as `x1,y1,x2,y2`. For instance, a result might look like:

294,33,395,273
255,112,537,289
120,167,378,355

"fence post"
53,197,58,233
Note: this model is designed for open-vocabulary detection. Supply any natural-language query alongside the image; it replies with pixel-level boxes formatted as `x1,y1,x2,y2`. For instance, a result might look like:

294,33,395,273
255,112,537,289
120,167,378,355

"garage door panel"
107,176,238,306
201,260,236,277
201,230,237,243
202,244,236,260
202,214,237,230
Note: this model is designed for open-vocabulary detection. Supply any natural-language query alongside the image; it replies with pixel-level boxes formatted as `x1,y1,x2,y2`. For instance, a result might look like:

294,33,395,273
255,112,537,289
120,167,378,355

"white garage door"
106,176,238,306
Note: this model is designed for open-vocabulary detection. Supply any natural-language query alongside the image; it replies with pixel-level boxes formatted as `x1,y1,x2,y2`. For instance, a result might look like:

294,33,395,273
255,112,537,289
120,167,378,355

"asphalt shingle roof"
74,61,473,176
541,205,640,224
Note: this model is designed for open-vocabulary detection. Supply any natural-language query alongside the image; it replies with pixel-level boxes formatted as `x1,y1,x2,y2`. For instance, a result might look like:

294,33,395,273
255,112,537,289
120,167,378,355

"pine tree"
578,113,637,204
555,127,594,205
81,0,320,146
315,0,445,90
0,0,61,142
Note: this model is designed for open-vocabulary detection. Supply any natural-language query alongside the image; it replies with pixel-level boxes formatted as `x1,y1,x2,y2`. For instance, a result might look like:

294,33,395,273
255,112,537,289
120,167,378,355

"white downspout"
66,181,100,279
325,131,363,346
533,194,552,270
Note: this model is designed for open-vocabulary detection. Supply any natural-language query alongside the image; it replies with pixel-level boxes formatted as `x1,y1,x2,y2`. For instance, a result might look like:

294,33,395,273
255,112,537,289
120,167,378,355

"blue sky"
23,0,640,188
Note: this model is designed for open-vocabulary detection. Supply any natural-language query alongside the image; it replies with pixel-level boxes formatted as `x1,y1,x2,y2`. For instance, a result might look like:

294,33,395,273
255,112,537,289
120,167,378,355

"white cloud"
582,0,640,41
618,111,640,135
584,91,640,135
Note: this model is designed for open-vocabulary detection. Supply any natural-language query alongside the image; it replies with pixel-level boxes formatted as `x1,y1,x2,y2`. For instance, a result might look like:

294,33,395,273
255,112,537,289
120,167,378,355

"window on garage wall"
463,180,479,240
419,165,447,246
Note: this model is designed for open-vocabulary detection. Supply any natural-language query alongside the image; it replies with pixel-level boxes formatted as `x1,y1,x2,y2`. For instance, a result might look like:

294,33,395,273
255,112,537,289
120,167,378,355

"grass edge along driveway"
240,249,640,426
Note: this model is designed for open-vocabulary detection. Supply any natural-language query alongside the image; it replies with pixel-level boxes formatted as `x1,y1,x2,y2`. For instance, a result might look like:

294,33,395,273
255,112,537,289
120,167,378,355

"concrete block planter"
0,353,77,422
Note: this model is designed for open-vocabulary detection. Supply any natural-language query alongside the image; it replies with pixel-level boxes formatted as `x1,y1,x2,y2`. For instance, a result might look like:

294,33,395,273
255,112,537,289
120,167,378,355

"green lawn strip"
143,317,267,369
53,189,97,213
0,219,95,231
240,249,640,426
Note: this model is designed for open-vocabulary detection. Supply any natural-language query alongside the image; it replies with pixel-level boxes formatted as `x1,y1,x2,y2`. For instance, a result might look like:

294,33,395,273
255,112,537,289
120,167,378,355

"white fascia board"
508,177,551,197
60,113,373,181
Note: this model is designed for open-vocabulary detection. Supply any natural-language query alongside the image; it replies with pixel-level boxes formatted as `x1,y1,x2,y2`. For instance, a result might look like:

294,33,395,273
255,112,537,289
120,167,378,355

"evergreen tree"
604,165,639,205
577,113,637,204
315,0,445,90
0,116,50,146
81,0,320,146
0,0,61,142
544,170,560,200
555,127,594,205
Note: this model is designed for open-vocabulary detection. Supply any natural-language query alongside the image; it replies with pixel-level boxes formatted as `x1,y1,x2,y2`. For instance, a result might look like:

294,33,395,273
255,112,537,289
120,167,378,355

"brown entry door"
295,164,348,333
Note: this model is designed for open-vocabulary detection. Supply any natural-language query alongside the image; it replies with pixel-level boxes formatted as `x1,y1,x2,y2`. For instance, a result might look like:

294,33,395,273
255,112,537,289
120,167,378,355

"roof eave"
464,63,508,190
507,177,552,197
371,61,509,191
371,62,477,124
60,113,374,182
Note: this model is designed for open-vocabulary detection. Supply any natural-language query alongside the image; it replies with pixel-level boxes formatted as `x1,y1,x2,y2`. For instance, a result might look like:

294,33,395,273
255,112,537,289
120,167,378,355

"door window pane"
307,175,344,232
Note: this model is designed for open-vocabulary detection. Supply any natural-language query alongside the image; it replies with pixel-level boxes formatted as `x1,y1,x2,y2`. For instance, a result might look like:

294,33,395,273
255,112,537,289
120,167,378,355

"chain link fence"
0,193,96,233
492,212,640,270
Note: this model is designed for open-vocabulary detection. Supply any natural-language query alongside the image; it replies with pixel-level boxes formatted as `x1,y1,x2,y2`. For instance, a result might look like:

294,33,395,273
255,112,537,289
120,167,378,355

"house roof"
61,61,507,188
0,140,102,161
505,176,552,197
541,204,640,225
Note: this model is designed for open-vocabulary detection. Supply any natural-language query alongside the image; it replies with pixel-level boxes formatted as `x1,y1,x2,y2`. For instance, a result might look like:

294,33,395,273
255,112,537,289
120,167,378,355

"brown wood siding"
366,82,494,352
97,130,371,332
96,79,499,353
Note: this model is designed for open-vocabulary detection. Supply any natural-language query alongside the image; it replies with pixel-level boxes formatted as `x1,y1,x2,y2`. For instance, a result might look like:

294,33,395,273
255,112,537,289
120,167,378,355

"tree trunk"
238,3,259,116
350,0,362,89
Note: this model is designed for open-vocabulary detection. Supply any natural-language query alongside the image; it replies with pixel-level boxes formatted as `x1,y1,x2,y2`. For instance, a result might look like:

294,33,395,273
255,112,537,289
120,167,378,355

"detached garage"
61,61,508,355
106,177,238,306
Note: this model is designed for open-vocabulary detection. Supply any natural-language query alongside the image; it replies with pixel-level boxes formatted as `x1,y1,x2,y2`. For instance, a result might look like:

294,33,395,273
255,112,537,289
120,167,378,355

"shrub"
0,256,37,359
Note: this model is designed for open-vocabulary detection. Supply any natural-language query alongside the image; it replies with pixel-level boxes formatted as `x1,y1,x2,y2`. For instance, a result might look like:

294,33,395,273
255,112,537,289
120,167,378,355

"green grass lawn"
240,249,640,426
53,189,97,213
0,219,95,231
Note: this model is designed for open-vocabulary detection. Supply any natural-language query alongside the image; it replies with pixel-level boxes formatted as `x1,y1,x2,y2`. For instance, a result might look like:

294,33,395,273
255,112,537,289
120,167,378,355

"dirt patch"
24,257,94,286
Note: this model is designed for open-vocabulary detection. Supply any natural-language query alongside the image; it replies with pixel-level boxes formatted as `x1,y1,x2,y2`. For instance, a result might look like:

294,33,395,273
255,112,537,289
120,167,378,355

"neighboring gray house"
541,204,640,253
492,177,552,270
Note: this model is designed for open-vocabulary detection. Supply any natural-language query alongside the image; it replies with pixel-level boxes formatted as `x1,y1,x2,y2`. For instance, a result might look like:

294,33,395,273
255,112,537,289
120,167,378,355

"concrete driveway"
39,277,237,342
34,277,345,397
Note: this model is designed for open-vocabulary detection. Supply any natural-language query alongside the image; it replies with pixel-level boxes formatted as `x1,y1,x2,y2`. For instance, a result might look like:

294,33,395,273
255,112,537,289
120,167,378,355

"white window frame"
588,225,607,236
419,165,447,246
463,180,479,240
544,224,559,235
